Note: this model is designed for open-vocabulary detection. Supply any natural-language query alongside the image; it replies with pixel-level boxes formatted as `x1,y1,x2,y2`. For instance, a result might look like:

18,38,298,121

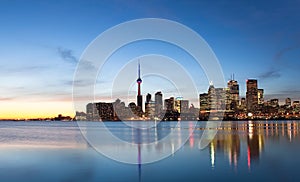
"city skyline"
84,64,300,121
1,1,300,119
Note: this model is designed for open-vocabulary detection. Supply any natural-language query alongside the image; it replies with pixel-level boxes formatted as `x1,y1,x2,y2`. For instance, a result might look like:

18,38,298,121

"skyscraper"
285,98,291,106
246,79,258,112
174,97,182,113
180,100,189,113
145,93,154,118
146,93,151,103
136,61,143,115
199,93,209,111
227,78,239,110
164,97,175,112
208,84,216,110
155,91,163,117
86,103,100,121
96,102,114,121
207,83,226,111
258,89,264,105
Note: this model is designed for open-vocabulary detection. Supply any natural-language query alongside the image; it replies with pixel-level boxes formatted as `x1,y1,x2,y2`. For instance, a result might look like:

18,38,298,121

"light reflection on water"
0,120,299,181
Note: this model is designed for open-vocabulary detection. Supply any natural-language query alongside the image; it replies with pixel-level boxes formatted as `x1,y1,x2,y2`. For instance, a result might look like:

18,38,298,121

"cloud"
57,47,78,63
258,42,300,80
264,89,300,101
63,79,96,87
258,68,281,80
1,65,47,75
0,97,15,101
274,43,300,62
259,42,300,80
80,59,97,71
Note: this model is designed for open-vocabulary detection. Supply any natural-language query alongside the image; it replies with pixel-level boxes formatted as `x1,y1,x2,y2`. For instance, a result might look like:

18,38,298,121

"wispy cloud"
265,89,300,101
274,43,300,62
259,42,300,80
57,47,78,64
0,97,15,101
258,68,281,80
1,65,47,75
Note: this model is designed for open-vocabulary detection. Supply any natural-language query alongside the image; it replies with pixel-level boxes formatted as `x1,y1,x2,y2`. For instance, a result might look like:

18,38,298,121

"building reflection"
246,121,264,169
115,120,299,180
202,121,299,169
209,123,241,168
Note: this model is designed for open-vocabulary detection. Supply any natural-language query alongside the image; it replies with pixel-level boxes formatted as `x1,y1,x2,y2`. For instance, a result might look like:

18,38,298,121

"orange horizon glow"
0,101,75,119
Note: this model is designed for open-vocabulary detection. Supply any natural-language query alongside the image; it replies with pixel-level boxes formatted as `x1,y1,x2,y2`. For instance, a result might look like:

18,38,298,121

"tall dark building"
199,93,209,111
240,97,246,110
285,98,291,106
164,97,175,112
246,79,258,112
146,93,151,103
136,61,143,114
95,102,114,121
145,93,154,118
155,91,163,117
227,77,239,110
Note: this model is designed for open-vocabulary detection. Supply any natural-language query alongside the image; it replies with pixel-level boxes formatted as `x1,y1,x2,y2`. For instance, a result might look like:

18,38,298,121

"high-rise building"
285,98,291,106
240,98,246,110
269,99,279,108
246,79,258,112
128,102,137,118
292,101,300,108
146,93,151,103
258,89,264,105
145,93,153,118
96,102,114,121
199,93,209,111
112,99,127,120
145,101,155,119
227,78,239,110
180,100,189,113
215,88,226,110
174,97,182,113
136,61,143,115
174,97,189,114
208,84,216,110
164,97,175,112
155,91,163,117
86,103,100,121
208,83,226,110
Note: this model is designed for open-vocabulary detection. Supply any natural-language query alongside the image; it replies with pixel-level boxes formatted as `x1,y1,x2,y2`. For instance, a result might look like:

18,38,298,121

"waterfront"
0,120,299,182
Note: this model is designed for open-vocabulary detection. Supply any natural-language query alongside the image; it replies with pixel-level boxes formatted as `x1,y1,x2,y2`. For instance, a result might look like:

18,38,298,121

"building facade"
246,79,258,112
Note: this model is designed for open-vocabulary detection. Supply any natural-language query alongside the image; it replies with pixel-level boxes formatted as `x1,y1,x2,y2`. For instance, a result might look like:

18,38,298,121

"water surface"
0,120,299,181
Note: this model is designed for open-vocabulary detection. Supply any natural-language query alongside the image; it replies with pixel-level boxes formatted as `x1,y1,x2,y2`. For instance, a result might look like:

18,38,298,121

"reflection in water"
118,120,299,176
0,120,300,181
0,121,88,149
203,120,299,170
210,142,215,168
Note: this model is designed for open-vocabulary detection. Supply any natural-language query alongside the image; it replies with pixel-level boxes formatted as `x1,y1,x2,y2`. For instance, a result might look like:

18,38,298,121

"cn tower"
136,60,143,114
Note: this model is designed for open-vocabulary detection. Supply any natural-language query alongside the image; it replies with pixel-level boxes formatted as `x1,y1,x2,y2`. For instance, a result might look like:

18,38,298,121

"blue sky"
1,0,300,117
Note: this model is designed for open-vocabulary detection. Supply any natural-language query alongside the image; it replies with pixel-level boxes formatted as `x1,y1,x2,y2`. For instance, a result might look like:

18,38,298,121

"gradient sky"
1,0,300,119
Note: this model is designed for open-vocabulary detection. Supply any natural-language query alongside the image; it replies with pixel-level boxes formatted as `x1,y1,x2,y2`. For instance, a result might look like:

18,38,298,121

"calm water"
0,120,299,182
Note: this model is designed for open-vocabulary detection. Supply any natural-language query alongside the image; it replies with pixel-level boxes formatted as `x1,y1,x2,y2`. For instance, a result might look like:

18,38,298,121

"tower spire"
138,59,141,79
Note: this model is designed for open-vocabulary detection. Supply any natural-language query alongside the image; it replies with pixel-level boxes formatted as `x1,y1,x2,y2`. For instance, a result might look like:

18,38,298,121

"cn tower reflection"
129,120,299,178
